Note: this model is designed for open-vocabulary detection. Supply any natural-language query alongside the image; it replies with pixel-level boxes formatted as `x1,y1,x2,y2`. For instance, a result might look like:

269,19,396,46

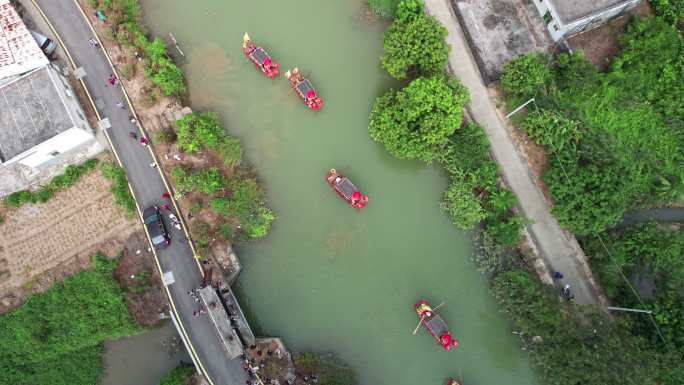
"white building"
0,0,102,197
532,0,643,41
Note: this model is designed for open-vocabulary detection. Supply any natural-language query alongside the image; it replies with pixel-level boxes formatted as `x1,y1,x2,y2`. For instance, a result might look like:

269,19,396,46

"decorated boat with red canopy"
446,379,461,385
415,300,459,351
285,67,323,111
242,33,279,79
326,169,369,209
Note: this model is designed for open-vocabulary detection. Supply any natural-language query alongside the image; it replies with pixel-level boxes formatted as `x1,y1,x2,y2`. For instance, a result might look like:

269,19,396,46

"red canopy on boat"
307,89,317,99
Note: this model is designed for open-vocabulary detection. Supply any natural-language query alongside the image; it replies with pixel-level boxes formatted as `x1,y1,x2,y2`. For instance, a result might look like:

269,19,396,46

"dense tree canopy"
381,0,449,79
369,76,468,163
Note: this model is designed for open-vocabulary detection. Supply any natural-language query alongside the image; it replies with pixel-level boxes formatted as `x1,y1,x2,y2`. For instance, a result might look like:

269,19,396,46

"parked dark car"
143,206,170,249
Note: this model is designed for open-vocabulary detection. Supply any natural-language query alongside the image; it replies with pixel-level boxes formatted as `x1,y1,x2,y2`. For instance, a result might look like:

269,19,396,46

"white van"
29,30,57,58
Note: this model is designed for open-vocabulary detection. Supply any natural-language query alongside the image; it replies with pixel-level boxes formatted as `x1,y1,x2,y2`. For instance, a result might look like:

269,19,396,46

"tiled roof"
0,0,48,79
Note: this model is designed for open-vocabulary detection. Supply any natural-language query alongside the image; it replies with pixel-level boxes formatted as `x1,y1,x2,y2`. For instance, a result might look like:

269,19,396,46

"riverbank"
77,1,316,384
136,0,545,383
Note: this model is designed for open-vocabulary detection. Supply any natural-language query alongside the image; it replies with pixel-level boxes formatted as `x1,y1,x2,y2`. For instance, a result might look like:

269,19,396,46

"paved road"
31,1,247,383
424,0,604,306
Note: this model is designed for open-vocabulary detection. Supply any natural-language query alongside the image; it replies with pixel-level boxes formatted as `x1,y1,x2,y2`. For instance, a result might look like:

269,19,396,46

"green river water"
142,1,538,384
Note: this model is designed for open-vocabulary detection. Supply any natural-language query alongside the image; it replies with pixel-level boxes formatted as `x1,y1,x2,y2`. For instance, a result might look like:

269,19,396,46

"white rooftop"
0,0,48,79
550,0,632,23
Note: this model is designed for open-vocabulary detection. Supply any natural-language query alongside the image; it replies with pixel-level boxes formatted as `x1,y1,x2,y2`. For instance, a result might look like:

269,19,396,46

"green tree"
501,53,550,97
369,76,469,163
381,0,449,79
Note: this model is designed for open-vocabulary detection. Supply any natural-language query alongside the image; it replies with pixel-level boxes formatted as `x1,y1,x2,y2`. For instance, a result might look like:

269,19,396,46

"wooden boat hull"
286,67,324,110
415,300,459,351
242,33,279,79
326,169,368,208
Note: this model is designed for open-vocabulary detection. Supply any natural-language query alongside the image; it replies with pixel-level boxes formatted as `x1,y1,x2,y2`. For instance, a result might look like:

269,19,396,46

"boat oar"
412,314,426,335
432,301,446,312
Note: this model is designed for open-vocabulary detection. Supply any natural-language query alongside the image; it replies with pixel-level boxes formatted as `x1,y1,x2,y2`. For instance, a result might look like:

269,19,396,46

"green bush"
651,0,684,31
369,76,469,163
4,159,98,208
501,53,550,97
215,136,243,166
521,109,583,153
0,255,139,385
190,220,211,250
207,178,275,240
171,167,223,195
176,112,230,154
501,17,684,234
583,223,684,348
101,161,137,216
99,0,185,97
158,363,194,385
440,175,485,230
381,0,449,79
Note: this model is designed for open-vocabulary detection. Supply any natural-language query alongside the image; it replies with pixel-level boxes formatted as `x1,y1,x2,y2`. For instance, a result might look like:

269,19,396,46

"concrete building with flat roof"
0,0,101,197
532,0,642,41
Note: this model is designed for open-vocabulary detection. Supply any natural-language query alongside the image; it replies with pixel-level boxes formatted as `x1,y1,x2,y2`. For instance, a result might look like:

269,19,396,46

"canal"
141,1,538,384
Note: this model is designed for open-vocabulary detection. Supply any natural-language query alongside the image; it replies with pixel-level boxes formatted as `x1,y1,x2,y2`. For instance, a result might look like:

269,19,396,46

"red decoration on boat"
242,33,280,79
326,169,369,209
415,300,459,351
286,67,324,111
446,379,461,385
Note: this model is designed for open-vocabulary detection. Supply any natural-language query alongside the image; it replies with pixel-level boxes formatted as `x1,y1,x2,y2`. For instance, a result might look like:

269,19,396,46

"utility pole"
506,98,536,119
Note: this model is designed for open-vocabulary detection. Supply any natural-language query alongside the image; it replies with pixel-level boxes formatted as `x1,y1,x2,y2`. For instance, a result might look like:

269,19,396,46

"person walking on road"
88,38,100,48
116,101,126,109
129,132,137,140
140,136,149,146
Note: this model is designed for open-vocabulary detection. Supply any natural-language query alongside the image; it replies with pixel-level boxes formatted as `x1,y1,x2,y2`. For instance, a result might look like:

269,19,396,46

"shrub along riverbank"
501,16,683,235
0,255,140,385
87,1,275,244
493,5,684,383
169,112,275,247
370,0,684,383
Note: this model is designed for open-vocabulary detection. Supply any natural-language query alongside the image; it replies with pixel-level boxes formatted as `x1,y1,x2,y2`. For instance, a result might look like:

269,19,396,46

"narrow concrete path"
424,0,604,306
30,1,247,383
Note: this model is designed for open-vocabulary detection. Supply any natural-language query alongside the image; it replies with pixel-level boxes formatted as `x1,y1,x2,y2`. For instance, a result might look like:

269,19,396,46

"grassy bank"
3,159,98,208
88,1,276,246
0,255,140,385
101,160,138,216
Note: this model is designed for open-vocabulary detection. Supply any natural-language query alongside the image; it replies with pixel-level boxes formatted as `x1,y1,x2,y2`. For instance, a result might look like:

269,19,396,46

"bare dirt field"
0,168,141,313
114,230,168,326
568,1,653,70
